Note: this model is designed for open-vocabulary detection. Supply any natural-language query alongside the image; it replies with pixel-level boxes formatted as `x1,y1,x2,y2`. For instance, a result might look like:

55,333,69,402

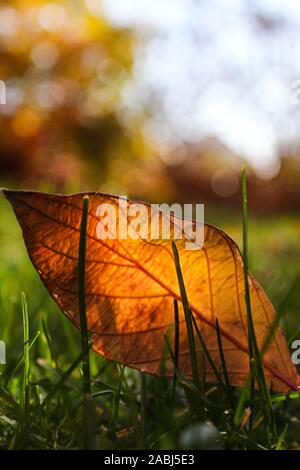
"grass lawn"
0,196,299,450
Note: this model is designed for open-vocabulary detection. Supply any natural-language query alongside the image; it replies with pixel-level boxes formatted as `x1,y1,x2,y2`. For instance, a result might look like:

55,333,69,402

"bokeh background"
0,0,300,340
1,0,300,207
0,1,300,450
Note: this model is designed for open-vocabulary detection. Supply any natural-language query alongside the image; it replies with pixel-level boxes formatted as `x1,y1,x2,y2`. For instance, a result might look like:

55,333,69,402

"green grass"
0,194,299,450
78,195,95,449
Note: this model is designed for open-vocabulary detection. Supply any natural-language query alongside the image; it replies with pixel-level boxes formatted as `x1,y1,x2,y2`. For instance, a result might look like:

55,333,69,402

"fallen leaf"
3,189,299,392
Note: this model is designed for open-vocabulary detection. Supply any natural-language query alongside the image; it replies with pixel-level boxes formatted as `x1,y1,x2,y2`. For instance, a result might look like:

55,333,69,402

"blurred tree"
0,0,149,191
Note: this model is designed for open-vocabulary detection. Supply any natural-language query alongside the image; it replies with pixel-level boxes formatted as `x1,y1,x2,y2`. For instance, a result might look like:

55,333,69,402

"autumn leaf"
3,189,299,392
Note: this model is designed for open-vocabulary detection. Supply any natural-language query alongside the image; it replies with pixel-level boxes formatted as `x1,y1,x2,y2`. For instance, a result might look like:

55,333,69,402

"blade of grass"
275,424,288,450
41,315,60,369
171,241,232,401
32,384,50,444
78,195,94,449
164,332,209,419
4,330,40,388
172,241,199,388
42,342,92,407
78,195,91,396
190,311,232,402
165,333,211,419
233,364,254,427
241,167,277,442
271,391,300,402
10,293,31,449
20,292,30,428
164,334,182,380
173,300,180,370
216,318,235,408
0,386,19,410
242,166,255,431
172,299,180,399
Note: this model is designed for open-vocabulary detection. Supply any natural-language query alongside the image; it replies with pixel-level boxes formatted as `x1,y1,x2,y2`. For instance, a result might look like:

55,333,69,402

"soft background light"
101,0,300,174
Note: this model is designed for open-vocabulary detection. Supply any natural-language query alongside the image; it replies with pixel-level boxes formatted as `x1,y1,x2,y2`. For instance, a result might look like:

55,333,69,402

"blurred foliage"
126,137,300,213
0,0,149,191
0,0,299,213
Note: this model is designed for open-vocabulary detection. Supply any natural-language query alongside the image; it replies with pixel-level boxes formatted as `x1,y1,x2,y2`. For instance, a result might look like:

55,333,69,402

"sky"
92,0,300,173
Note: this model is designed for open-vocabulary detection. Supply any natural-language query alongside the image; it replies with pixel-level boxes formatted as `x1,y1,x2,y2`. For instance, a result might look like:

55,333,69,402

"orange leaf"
3,189,299,392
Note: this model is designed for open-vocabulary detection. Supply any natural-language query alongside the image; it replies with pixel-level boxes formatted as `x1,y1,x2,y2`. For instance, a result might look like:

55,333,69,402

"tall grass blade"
172,299,180,398
190,312,231,401
241,167,277,442
4,330,40,388
233,367,254,427
164,334,182,380
41,315,59,369
216,318,235,408
10,293,31,449
78,195,94,449
21,292,30,428
242,166,255,429
172,241,199,388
